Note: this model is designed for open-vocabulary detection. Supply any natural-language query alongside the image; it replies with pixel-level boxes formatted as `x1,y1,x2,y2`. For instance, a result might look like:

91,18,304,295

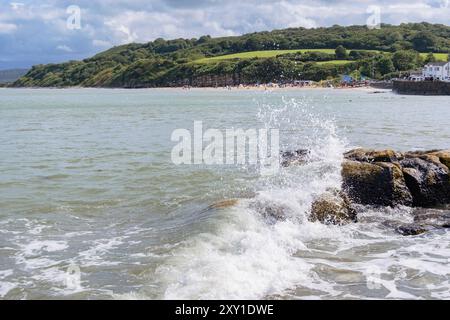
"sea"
0,88,449,299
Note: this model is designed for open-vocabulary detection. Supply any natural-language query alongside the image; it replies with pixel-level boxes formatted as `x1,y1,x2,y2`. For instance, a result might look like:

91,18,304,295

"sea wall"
393,80,450,95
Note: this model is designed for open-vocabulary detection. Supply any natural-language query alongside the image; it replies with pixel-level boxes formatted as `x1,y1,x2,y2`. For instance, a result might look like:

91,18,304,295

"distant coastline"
11,23,450,89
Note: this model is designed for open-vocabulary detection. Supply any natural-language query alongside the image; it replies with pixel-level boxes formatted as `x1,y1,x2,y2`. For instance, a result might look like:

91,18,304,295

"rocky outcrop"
306,148,449,231
401,157,450,207
310,189,357,225
211,148,449,234
342,160,413,207
342,148,450,208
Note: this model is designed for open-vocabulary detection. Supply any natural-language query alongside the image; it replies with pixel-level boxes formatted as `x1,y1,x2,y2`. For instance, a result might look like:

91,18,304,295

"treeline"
13,23,450,88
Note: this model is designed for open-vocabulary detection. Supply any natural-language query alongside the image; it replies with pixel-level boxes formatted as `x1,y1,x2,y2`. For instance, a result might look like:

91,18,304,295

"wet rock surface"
310,189,357,225
341,160,413,207
395,223,429,236
344,149,402,163
342,148,449,208
401,156,450,207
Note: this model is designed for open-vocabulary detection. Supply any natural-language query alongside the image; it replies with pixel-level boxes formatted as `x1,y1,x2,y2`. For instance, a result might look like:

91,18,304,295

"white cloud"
93,39,112,47
0,22,18,34
56,45,73,52
0,0,449,69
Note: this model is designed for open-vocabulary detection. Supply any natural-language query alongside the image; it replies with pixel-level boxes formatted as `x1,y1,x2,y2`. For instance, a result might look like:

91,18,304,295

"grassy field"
419,53,448,61
316,60,354,65
195,49,337,63
195,49,448,64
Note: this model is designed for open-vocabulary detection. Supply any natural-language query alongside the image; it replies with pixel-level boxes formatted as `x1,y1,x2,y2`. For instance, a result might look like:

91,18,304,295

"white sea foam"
0,270,16,298
77,236,125,267
0,281,16,298
21,240,69,257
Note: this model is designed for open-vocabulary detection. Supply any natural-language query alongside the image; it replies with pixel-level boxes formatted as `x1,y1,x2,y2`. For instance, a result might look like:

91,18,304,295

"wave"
136,97,450,300
143,97,350,299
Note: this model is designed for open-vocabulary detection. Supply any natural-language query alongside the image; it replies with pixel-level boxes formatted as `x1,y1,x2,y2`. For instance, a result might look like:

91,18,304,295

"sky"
0,0,449,69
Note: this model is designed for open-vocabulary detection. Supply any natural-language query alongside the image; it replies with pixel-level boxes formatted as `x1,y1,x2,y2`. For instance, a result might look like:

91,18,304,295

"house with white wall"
422,62,450,81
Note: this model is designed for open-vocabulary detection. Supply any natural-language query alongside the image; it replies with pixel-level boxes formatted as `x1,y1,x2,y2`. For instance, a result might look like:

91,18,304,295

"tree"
197,35,211,44
424,52,437,64
375,56,395,75
244,37,263,51
335,45,348,59
410,31,437,52
392,50,420,71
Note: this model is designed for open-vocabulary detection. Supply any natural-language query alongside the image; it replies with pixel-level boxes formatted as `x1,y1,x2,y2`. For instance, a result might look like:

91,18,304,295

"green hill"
13,23,450,88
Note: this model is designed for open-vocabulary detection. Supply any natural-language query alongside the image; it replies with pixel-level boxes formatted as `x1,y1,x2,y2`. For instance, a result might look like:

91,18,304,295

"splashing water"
141,98,351,299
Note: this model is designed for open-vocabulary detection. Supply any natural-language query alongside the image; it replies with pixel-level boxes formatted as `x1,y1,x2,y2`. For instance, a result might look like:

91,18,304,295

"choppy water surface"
0,88,449,300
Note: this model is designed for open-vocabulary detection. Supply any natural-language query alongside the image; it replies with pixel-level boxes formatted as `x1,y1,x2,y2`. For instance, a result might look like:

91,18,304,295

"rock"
377,162,414,205
413,208,450,228
401,156,450,207
396,223,429,236
344,149,402,163
342,160,413,207
382,220,429,236
281,149,309,167
209,199,239,209
310,189,357,225
428,150,450,170
250,201,289,223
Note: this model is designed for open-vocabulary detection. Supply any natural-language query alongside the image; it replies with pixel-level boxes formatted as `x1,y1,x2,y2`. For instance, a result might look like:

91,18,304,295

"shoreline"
1,85,390,93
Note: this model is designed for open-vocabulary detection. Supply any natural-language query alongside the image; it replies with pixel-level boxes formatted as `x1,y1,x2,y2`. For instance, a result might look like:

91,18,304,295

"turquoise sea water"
0,88,449,299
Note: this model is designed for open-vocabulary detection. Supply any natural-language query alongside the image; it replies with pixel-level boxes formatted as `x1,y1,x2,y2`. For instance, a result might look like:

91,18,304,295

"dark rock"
310,189,357,225
281,149,309,167
395,223,429,236
342,160,413,207
382,220,429,236
401,156,450,207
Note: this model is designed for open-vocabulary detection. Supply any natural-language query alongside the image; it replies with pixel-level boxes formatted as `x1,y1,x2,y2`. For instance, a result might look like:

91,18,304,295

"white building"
422,61,450,81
